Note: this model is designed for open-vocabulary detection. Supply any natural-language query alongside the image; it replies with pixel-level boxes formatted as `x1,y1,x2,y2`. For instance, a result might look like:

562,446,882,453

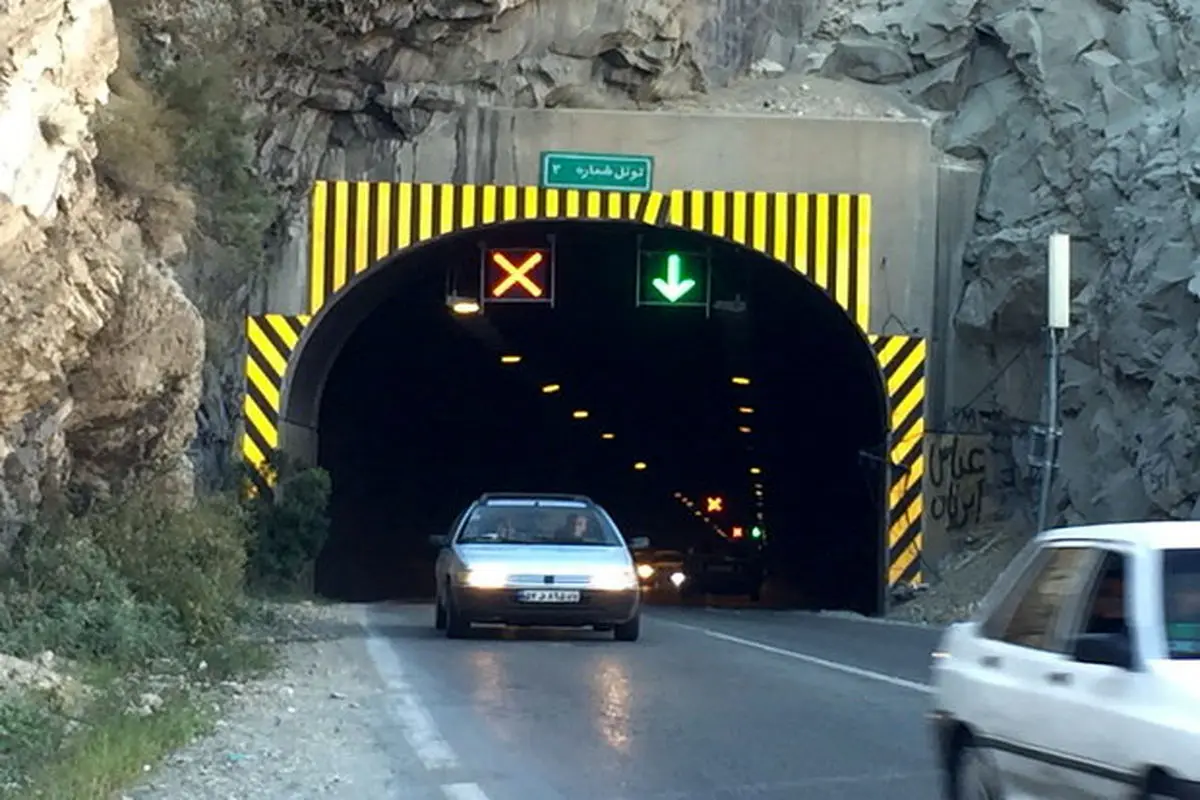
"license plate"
517,589,581,603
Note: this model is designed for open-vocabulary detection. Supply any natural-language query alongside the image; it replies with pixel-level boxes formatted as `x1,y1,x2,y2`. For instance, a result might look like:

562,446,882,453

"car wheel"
613,614,640,642
748,586,762,602
953,740,1002,800
444,594,470,639
1143,772,1182,799
434,597,447,630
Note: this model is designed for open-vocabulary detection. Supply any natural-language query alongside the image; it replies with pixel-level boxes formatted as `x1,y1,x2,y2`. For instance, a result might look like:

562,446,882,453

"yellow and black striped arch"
870,334,926,586
307,181,871,330
665,189,870,330
308,181,667,315
243,314,310,495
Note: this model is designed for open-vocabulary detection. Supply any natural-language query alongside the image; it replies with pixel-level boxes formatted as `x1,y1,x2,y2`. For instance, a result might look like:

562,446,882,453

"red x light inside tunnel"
483,247,553,303
705,496,724,513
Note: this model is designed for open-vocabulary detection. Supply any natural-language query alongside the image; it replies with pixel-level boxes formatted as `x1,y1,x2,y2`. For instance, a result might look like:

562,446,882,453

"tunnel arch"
241,181,927,608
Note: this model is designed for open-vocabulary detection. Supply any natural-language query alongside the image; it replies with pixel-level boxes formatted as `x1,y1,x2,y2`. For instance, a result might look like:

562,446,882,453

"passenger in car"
1085,571,1128,636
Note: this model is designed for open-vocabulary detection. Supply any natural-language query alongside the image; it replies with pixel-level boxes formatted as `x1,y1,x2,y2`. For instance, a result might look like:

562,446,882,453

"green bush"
0,491,250,664
243,464,332,595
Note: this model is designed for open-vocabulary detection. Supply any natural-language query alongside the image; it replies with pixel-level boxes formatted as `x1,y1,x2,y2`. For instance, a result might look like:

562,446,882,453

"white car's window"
994,545,1096,652
1063,549,1131,640
457,505,621,546
1162,548,1200,659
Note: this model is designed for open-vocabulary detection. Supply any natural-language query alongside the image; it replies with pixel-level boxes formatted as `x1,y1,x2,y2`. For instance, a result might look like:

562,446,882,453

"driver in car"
556,513,594,542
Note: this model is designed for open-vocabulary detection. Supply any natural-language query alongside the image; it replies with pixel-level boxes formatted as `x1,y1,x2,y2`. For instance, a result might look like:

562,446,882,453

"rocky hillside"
1,0,1198,560
0,0,203,554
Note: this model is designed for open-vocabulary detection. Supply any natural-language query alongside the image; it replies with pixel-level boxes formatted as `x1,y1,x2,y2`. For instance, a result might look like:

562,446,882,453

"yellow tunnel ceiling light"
500,355,521,364
450,300,481,315
738,426,752,434
738,407,755,414
731,376,751,385
633,461,647,471
601,432,615,440
749,467,762,475
572,409,589,419
541,383,561,393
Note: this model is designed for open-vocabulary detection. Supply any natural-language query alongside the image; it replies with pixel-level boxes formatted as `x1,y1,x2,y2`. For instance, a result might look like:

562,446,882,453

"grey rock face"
817,0,1200,523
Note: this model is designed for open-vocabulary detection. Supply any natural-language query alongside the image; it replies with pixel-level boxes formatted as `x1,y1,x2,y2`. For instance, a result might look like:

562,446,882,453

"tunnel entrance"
260,218,892,614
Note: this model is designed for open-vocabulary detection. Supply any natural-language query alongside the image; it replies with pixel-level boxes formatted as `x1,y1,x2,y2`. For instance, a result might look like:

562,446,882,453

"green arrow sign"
652,254,696,302
637,249,710,309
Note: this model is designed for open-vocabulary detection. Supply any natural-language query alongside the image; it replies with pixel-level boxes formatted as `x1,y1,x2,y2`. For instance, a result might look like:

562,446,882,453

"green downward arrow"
651,254,697,302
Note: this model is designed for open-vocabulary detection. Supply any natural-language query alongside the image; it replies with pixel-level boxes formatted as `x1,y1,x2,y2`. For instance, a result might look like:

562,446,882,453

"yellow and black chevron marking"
307,181,871,330
308,181,668,314
243,314,310,493
870,334,927,587
665,190,871,331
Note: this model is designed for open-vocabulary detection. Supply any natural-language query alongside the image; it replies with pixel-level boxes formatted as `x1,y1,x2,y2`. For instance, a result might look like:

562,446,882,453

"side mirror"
428,534,448,548
628,536,650,551
1073,632,1134,670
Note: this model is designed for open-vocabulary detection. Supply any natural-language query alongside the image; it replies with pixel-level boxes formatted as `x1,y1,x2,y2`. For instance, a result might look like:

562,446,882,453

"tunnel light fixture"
601,432,615,440
738,406,754,414
449,299,481,315
572,409,589,419
738,426,752,434
500,355,521,364
541,383,561,393
633,461,647,471
731,376,750,386
749,467,762,475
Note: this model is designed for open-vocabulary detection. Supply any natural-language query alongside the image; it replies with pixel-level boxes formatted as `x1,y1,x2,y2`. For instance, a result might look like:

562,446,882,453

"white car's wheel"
955,742,1002,800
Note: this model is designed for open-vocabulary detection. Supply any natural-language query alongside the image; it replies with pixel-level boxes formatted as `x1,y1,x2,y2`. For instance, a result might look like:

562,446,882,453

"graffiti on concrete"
925,434,990,531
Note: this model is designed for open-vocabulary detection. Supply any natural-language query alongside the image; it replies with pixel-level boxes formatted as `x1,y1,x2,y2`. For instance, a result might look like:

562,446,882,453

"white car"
929,521,1200,799
431,493,647,641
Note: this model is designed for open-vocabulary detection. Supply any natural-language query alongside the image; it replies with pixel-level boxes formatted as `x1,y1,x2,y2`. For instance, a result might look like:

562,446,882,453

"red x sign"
705,496,724,513
486,248,551,300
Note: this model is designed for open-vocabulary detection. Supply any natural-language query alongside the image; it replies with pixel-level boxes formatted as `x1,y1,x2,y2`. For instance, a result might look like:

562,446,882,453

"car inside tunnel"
302,220,889,614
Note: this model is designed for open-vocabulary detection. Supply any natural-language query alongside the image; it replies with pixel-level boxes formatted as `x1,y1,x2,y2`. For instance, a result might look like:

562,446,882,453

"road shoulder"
123,602,442,800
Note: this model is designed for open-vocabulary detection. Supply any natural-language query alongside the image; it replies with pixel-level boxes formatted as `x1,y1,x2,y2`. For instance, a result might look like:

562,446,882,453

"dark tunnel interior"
312,221,889,614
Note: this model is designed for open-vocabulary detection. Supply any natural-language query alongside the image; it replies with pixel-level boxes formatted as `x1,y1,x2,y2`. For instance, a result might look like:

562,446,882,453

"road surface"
363,604,945,800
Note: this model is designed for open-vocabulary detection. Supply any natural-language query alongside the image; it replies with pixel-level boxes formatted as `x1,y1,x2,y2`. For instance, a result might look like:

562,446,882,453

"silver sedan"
431,493,648,641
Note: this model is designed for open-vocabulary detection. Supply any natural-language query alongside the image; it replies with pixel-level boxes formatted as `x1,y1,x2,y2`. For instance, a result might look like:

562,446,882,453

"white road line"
442,782,492,800
657,619,934,694
362,614,460,771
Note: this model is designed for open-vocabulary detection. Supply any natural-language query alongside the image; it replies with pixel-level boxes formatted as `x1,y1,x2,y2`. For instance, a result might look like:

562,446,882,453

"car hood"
456,543,632,572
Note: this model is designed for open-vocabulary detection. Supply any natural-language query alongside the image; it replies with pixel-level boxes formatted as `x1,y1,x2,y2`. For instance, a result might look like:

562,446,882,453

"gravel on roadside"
120,602,435,800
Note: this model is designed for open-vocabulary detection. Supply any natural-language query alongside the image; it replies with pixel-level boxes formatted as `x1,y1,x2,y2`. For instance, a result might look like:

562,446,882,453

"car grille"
507,573,592,587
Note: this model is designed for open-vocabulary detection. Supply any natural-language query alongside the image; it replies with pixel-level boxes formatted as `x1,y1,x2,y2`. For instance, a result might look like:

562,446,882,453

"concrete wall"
260,106,942,340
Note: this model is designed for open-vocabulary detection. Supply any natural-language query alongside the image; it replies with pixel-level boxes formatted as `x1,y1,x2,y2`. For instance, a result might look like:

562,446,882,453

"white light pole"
1037,232,1071,533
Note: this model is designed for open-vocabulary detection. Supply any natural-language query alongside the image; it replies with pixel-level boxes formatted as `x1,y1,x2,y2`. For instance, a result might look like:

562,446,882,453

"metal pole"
1037,232,1071,533
1036,327,1060,533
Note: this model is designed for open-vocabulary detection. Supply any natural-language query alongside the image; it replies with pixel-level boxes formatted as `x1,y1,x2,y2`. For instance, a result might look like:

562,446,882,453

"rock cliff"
0,0,203,552
807,0,1200,523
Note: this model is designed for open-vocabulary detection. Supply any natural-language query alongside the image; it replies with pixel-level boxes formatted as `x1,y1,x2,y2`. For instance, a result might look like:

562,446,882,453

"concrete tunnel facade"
240,177,930,606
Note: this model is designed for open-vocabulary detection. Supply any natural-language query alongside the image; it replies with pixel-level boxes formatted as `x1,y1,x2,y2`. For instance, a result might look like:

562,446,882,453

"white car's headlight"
463,566,508,589
636,563,656,580
591,566,638,591
669,571,686,587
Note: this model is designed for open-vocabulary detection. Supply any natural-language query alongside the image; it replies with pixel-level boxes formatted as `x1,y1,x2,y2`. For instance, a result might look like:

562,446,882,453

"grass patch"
3,682,214,800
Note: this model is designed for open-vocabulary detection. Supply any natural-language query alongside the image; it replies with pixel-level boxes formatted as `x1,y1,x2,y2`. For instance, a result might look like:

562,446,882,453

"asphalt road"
363,604,945,800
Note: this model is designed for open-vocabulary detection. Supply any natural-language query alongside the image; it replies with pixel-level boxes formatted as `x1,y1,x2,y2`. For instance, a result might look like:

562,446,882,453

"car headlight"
636,563,656,580
591,566,638,591
463,566,508,589
669,571,686,587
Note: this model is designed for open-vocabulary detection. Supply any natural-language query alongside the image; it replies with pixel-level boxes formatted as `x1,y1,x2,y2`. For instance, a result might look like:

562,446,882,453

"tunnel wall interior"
241,181,927,613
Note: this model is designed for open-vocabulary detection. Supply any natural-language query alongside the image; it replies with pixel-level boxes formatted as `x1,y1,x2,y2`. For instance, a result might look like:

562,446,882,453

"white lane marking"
657,618,933,694
362,612,460,771
442,782,492,800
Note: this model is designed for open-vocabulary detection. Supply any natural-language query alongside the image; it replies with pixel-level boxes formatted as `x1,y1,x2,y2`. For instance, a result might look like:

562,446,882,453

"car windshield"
456,504,622,546
1163,548,1200,659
